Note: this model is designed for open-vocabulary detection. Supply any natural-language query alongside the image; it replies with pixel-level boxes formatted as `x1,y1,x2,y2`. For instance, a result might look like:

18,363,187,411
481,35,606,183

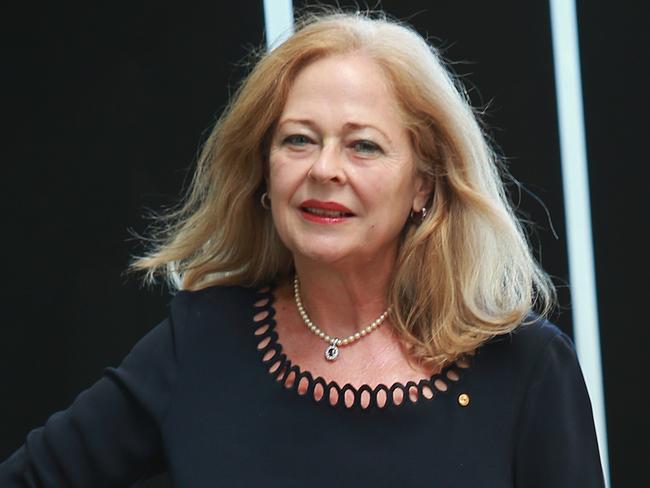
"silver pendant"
325,338,341,361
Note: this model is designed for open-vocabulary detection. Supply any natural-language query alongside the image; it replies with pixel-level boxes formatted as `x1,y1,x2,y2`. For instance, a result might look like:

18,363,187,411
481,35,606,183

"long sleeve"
513,331,605,487
0,312,179,487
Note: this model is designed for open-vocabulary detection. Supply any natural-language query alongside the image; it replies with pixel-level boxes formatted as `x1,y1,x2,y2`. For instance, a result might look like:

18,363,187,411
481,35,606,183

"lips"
299,199,355,223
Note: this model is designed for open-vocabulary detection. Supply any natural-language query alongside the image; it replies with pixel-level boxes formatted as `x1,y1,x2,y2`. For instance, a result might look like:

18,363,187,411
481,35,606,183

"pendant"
325,338,341,361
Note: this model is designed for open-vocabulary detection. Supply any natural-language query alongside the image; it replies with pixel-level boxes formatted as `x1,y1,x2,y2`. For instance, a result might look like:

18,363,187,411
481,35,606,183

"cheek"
267,156,306,238
268,154,307,197
357,170,415,216
267,158,291,200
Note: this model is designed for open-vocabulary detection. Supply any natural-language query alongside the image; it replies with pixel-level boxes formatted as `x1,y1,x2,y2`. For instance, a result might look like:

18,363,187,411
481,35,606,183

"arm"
514,331,605,488
0,310,180,487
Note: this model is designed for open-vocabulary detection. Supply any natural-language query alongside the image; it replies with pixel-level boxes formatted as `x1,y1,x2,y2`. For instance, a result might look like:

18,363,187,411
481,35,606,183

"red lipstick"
299,199,355,224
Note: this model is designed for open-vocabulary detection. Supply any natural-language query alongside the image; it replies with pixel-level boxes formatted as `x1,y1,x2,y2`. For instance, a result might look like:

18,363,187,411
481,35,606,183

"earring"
409,207,427,223
260,192,271,209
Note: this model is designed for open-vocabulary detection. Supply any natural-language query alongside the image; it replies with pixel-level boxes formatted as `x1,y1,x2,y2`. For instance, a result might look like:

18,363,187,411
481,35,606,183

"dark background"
2,1,647,486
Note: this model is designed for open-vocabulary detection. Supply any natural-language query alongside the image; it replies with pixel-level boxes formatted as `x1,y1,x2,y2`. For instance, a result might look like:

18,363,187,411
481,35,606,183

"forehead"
280,54,404,129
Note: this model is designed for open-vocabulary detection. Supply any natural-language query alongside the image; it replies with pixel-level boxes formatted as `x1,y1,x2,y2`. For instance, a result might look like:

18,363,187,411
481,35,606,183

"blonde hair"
131,10,555,368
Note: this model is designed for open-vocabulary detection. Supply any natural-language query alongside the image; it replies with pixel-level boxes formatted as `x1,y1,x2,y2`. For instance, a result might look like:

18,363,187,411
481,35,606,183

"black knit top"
0,285,605,487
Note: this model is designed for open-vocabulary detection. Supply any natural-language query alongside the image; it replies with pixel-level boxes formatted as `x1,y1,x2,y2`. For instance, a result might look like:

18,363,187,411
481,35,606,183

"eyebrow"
344,122,392,144
278,118,318,130
277,118,393,144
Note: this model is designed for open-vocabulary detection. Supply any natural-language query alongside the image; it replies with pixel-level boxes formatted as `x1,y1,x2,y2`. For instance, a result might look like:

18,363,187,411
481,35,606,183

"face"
268,54,431,269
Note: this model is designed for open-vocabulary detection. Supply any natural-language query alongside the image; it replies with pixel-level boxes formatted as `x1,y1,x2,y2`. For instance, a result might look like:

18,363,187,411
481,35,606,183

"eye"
282,134,314,147
352,140,382,155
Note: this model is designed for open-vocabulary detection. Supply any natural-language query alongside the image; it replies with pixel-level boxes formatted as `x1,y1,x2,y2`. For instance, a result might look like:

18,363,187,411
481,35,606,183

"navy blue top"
0,285,605,487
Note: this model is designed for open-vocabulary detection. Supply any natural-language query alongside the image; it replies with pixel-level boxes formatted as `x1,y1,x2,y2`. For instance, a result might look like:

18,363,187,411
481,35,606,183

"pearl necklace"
293,275,391,361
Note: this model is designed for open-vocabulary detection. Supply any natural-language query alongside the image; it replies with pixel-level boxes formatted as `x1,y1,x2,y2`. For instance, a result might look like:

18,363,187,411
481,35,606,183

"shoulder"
164,284,267,358
495,317,605,485
169,284,262,322
171,283,259,306
469,314,580,393
481,314,571,362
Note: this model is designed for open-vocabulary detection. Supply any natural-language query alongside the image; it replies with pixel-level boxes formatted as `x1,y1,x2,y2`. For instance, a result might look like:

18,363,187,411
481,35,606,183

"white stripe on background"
549,0,609,485
263,0,294,50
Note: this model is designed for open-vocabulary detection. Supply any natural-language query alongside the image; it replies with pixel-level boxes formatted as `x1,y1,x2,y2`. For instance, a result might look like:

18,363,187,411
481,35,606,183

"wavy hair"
131,10,555,368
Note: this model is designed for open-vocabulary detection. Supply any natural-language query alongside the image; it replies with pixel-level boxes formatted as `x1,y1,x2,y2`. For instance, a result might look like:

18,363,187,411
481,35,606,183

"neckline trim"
251,285,472,411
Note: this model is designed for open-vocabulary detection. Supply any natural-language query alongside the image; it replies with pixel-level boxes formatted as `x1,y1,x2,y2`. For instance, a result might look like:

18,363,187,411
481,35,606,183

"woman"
0,11,604,487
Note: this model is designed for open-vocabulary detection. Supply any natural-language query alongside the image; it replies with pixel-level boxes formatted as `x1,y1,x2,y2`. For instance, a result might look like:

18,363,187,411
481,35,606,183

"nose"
308,142,347,184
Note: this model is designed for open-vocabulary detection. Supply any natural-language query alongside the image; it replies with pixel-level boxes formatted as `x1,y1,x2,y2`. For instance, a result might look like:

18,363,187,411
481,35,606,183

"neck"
291,251,396,339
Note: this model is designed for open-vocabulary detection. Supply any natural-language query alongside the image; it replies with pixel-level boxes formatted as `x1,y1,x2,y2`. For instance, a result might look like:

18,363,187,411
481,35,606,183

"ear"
412,172,434,212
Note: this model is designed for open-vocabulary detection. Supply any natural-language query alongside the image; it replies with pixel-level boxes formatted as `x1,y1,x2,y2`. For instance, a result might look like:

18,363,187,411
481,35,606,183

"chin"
291,239,358,266
297,248,349,265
